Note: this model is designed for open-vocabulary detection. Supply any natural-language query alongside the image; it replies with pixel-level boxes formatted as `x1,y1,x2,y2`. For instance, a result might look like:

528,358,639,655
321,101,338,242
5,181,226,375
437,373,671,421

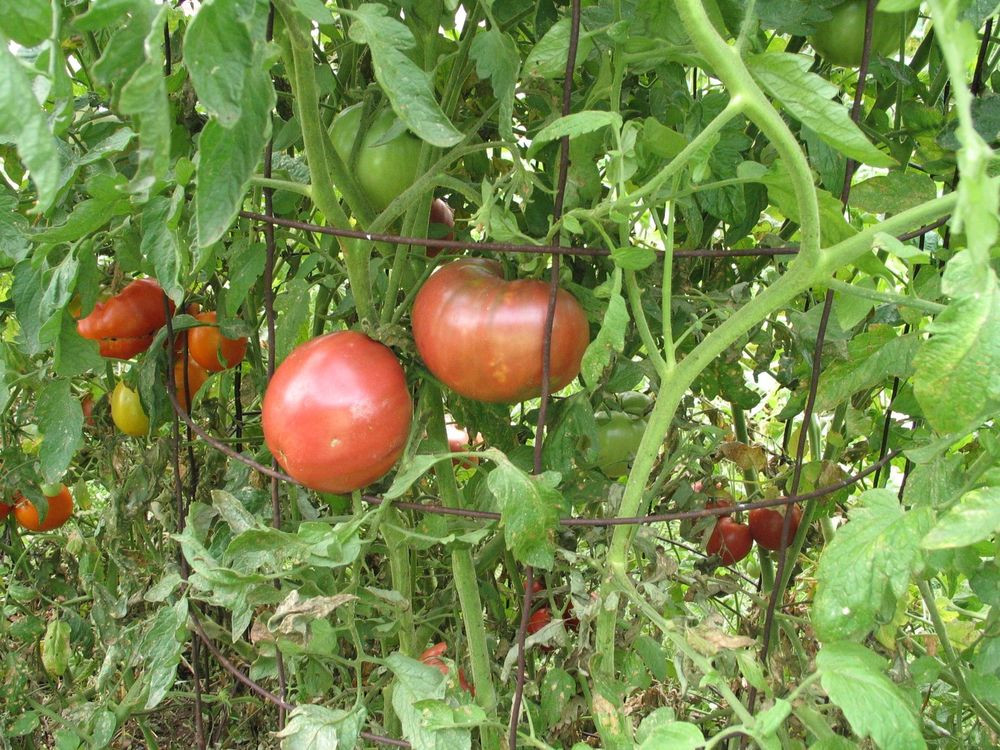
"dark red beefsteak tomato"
77,278,175,359
261,331,412,493
749,504,803,551
707,517,753,565
411,259,590,403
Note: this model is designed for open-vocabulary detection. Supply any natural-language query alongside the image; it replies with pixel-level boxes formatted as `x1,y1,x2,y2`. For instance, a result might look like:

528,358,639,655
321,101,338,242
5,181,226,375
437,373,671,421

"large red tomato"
411,259,590,403
749,504,803,551
261,331,412,493
707,517,753,566
77,278,175,359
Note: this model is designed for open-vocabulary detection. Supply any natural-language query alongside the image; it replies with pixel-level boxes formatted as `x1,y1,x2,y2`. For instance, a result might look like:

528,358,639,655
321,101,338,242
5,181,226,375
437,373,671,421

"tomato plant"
749,504,804,551
592,411,647,477
13,485,74,532
261,331,412,492
76,278,175,359
706,517,754,566
110,381,149,437
411,259,590,402
3,2,998,748
188,311,248,372
329,104,422,211
809,0,919,68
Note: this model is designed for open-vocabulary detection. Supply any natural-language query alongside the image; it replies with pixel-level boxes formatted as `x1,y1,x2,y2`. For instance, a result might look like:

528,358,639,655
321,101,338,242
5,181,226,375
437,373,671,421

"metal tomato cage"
158,1,955,747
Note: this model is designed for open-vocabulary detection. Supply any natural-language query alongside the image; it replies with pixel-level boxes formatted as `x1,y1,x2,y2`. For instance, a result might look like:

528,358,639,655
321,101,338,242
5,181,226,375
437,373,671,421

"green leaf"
486,456,566,570
273,277,311,363
54,313,103,377
922,487,1000,549
347,5,462,148
850,172,939,216
748,53,894,167
533,111,622,147
815,326,919,411
540,668,577,727
37,379,84,483
386,654,470,750
141,599,188,710
581,267,627,389
817,642,927,750
542,393,598,475
913,281,1000,434
523,18,594,79
469,29,519,140
195,68,273,246
275,704,366,750
35,196,128,244
141,196,184,302
0,47,60,212
813,490,931,642
636,710,703,749
114,2,171,198
185,0,257,126
0,0,52,47
611,245,656,271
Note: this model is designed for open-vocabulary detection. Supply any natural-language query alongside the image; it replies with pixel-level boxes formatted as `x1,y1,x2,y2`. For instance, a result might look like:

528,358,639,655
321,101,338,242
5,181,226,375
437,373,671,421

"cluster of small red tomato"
704,498,803,566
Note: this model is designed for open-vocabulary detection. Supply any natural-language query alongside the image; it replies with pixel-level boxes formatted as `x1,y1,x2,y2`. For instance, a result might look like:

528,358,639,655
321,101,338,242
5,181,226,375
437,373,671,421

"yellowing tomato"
111,381,150,436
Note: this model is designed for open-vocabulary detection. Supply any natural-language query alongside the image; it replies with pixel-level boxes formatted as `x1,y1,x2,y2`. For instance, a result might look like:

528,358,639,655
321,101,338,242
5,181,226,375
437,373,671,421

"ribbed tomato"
14,485,74,532
261,331,412,493
77,278,174,359
749,504,803,551
188,311,248,372
707,517,753,565
411,259,590,403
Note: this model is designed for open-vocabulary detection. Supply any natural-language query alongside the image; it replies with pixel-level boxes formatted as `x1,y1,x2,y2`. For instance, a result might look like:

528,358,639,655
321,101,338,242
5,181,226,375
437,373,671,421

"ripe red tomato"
527,607,552,634
749,504,803,551
173,358,209,412
808,0,918,68
707,517,753,565
427,198,455,258
411,259,590,403
77,278,175,359
0,501,12,520
14,485,74,532
329,104,422,211
81,393,95,428
261,331,412,493
188,311,248,372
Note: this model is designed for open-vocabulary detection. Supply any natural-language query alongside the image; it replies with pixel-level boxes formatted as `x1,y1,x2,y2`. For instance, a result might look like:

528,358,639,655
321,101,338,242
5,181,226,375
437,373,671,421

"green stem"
425,385,499,747
624,270,668,381
824,278,945,314
249,175,312,198
274,4,374,324
917,579,1000,735
674,0,821,262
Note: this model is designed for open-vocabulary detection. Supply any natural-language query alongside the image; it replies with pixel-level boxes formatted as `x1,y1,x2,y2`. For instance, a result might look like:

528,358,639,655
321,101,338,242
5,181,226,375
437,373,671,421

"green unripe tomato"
592,411,647,478
808,0,918,68
616,391,653,416
329,104,422,212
